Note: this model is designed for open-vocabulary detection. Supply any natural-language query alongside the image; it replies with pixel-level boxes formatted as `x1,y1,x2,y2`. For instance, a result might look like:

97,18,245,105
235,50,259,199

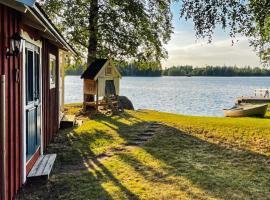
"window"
25,46,40,105
26,50,34,103
35,52,40,99
105,66,112,75
49,54,56,89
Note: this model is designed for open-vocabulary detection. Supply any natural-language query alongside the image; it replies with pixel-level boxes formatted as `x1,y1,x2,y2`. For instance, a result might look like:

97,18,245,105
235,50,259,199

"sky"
163,3,261,68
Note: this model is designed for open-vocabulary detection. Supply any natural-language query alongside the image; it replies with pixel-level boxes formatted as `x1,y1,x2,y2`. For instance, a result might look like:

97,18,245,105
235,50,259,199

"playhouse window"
49,54,56,89
106,66,112,75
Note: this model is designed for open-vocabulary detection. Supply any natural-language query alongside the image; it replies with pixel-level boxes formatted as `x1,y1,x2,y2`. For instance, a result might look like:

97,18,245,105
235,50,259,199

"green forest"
65,63,163,76
162,65,270,76
65,64,270,77
65,64,85,76
117,64,162,77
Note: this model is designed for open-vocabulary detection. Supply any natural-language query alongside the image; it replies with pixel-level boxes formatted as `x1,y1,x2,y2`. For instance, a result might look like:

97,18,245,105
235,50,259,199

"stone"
119,96,134,110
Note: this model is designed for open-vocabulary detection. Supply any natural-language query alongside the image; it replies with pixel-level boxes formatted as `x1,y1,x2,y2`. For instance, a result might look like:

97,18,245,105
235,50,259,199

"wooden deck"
27,154,57,181
236,96,270,104
84,100,118,107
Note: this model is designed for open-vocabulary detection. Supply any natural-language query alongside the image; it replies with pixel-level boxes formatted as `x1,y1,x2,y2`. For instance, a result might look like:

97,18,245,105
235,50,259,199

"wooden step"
60,115,76,128
27,154,57,181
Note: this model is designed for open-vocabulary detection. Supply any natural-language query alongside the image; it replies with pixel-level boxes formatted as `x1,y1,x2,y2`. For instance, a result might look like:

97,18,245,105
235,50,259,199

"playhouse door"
25,42,41,161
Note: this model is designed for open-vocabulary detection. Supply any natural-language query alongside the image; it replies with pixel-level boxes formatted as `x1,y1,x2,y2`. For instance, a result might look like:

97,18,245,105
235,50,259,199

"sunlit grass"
16,104,270,200
64,103,82,115
131,109,270,156
66,104,270,199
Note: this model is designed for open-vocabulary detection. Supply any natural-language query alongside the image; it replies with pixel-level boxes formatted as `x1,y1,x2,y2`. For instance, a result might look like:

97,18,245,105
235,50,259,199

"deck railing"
254,89,270,98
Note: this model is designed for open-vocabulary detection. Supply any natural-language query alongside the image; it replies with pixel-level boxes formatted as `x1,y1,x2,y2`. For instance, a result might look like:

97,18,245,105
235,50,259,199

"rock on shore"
119,96,134,110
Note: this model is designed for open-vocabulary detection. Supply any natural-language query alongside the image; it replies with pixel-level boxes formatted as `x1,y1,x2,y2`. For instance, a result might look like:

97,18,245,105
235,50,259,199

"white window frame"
49,54,56,89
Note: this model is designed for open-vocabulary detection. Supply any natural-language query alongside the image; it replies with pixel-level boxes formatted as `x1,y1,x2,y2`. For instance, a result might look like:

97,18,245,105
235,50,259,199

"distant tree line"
64,62,162,76
117,64,162,76
65,64,86,76
163,66,270,76
65,64,270,77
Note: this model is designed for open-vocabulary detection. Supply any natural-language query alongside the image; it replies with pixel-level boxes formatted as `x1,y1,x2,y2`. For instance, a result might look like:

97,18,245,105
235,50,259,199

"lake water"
65,76,270,117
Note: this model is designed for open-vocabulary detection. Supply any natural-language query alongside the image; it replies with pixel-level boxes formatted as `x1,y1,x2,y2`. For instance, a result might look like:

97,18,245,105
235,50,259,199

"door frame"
21,30,43,183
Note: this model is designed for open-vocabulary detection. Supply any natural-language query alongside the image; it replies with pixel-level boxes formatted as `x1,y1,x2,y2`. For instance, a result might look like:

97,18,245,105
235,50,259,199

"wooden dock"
236,96,270,104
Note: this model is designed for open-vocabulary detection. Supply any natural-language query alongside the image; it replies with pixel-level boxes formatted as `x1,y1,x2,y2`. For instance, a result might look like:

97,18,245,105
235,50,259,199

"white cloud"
163,31,261,68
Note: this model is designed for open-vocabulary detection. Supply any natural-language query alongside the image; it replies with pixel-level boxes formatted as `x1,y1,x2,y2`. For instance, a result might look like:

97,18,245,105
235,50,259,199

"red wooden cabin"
0,1,75,199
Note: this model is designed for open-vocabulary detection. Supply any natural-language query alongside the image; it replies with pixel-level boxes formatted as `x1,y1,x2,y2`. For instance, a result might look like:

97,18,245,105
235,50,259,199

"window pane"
26,50,34,103
35,52,40,99
49,54,56,88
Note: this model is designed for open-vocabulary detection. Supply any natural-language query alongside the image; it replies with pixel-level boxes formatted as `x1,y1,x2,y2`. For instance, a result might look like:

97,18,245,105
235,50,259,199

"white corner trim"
21,39,26,184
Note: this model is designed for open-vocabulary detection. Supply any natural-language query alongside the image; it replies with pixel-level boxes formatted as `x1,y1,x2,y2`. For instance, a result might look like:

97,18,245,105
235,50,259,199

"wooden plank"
35,155,50,177
1,76,6,200
0,5,22,200
62,115,75,122
14,11,21,192
60,115,75,128
42,41,59,148
27,156,44,177
27,154,57,179
84,79,96,95
43,154,56,177
85,101,104,106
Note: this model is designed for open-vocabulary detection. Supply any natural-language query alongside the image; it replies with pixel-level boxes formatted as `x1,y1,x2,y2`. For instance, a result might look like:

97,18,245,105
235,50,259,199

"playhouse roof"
81,59,109,79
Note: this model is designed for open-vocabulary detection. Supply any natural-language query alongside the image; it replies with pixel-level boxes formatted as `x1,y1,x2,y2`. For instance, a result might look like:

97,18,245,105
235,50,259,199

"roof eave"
0,1,76,55
27,4,77,55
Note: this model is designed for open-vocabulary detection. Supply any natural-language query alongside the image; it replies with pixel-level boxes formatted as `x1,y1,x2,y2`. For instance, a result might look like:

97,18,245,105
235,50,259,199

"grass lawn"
17,104,270,200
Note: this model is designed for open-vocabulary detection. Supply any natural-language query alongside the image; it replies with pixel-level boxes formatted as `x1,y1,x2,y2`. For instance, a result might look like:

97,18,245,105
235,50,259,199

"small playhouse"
81,58,122,112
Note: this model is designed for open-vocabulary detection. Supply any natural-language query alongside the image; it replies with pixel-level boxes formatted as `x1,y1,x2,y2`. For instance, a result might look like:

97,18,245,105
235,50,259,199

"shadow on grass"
15,127,138,200
97,114,270,200
71,130,139,200
16,112,270,199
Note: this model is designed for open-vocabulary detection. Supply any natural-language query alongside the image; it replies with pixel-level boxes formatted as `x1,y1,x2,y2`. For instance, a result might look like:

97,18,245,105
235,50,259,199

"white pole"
1,75,6,200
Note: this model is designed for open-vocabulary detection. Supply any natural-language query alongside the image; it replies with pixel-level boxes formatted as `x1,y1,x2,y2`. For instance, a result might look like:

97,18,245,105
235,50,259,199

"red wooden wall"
42,40,60,149
0,4,22,200
0,4,61,200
